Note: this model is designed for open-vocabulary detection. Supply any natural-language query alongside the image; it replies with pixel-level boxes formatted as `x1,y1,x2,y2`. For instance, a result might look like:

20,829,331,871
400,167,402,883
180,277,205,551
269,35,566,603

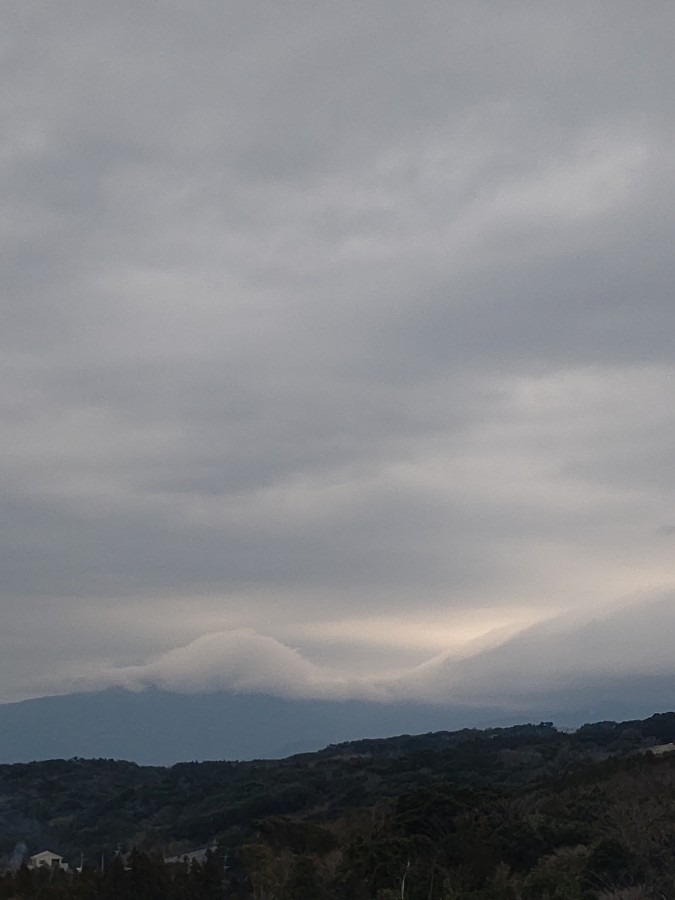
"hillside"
1,712,675,897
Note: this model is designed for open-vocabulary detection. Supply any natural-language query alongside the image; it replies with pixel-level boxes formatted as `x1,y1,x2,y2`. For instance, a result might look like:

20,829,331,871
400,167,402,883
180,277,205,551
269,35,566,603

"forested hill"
2,712,675,897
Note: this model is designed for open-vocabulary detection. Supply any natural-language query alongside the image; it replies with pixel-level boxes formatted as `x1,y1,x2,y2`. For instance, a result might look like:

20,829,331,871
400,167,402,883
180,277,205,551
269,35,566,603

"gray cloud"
405,591,675,708
33,591,675,712
2,1,675,706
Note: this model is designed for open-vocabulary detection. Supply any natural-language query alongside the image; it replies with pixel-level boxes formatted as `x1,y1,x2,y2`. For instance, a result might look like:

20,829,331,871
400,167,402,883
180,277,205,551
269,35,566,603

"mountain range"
2,684,675,765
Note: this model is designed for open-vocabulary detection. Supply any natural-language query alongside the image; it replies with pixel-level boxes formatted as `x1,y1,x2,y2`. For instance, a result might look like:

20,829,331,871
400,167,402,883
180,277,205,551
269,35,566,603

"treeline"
3,714,675,897
225,752,675,899
3,753,675,897
229,755,675,900
2,716,673,864
0,851,225,900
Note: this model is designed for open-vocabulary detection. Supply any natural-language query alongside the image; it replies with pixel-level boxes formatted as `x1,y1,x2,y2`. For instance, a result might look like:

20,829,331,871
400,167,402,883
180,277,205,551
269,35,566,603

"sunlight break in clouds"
51,588,675,713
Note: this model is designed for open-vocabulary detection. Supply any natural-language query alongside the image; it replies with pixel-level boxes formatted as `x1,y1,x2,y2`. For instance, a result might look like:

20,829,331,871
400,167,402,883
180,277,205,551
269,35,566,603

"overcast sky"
2,1,675,710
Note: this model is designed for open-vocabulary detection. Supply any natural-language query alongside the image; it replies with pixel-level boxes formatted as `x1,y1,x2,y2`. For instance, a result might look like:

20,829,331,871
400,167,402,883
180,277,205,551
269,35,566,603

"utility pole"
400,858,410,900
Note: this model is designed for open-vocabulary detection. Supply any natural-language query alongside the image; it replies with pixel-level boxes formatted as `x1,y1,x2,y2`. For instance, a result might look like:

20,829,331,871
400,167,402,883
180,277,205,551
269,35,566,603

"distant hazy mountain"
1,686,675,765
0,689,499,764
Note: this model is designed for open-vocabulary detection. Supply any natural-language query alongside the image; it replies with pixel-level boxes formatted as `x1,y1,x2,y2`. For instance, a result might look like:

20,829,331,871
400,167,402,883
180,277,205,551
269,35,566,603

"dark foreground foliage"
3,712,675,897
0,850,225,900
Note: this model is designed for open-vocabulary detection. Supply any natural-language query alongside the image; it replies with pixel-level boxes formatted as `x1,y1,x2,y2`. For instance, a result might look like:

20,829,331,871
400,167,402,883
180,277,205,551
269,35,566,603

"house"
164,843,219,865
28,850,69,872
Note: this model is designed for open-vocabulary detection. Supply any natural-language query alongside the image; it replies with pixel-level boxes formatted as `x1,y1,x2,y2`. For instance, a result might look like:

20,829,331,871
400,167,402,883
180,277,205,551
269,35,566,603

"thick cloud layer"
2,2,675,709
47,591,675,713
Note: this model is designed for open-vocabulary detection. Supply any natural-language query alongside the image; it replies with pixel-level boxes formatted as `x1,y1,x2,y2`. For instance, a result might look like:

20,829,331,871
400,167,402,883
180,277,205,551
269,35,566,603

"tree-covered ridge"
2,712,675,897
